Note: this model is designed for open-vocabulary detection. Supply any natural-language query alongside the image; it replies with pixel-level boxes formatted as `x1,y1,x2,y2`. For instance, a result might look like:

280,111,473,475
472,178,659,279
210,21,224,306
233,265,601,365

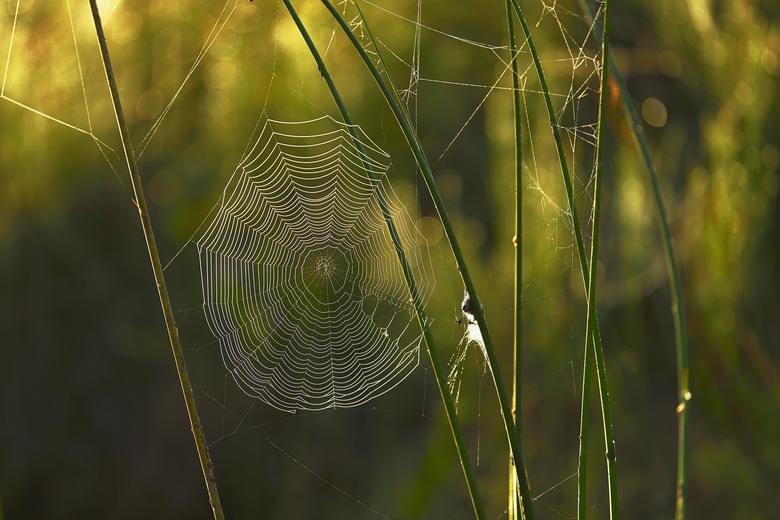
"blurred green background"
1,0,779,518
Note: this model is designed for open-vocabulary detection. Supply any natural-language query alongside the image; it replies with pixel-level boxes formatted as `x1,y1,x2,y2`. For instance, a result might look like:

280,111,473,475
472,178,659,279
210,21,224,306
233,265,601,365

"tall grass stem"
505,3,524,518
322,0,536,517
88,2,224,518
584,1,619,517
576,329,593,518
280,1,486,517
576,0,690,516
506,1,619,516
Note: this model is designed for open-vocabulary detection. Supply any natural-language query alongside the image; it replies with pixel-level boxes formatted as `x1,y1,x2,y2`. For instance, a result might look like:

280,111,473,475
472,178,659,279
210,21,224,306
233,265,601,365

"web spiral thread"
197,116,435,413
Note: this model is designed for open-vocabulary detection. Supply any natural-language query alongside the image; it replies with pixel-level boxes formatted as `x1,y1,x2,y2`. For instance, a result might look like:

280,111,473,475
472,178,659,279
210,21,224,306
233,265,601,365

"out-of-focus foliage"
1,0,778,518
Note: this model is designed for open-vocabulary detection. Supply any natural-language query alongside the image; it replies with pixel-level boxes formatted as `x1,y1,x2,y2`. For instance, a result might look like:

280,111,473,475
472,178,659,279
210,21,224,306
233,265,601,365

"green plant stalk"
506,0,618,516
507,0,589,275
279,2,486,518
614,26,690,520
576,1,690,517
505,2,524,519
576,327,593,519
580,1,618,517
323,1,535,517
88,3,224,519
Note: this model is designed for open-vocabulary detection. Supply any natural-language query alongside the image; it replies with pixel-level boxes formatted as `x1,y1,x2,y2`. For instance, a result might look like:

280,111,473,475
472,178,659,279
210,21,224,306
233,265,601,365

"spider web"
2,0,607,516
197,116,435,413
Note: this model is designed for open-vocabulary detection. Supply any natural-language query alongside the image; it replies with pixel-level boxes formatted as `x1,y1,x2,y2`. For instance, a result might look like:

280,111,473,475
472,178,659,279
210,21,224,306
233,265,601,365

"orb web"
197,116,435,413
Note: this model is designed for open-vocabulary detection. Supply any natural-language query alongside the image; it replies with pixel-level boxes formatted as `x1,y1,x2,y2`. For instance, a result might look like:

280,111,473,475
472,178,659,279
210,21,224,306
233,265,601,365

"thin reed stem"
323,0,536,517
585,1,619,517
577,327,593,518
88,2,224,519
505,2,524,518
506,0,618,517
279,1,486,518
576,0,690,516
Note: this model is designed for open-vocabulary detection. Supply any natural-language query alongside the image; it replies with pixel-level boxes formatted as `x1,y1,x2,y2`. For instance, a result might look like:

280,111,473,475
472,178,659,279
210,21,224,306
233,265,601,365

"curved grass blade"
576,0,690,517
280,1,487,517
322,0,536,517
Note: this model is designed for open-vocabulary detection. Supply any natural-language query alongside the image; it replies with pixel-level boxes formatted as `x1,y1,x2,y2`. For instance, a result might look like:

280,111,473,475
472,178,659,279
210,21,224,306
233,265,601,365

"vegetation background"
1,0,778,518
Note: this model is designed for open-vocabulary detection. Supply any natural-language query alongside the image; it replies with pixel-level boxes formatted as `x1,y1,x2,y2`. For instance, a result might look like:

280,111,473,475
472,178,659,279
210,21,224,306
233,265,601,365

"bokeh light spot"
110,11,143,45
415,216,443,245
761,144,779,170
761,48,779,75
642,97,667,128
734,81,754,106
622,176,645,209
205,60,237,90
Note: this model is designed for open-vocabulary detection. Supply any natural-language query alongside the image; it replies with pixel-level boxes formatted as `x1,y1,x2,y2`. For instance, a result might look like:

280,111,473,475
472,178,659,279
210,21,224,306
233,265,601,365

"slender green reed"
505,0,618,517
582,1,619,517
577,316,594,519
322,1,536,517
612,23,690,520
88,2,224,518
505,2,524,518
576,0,690,516
279,1,486,518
